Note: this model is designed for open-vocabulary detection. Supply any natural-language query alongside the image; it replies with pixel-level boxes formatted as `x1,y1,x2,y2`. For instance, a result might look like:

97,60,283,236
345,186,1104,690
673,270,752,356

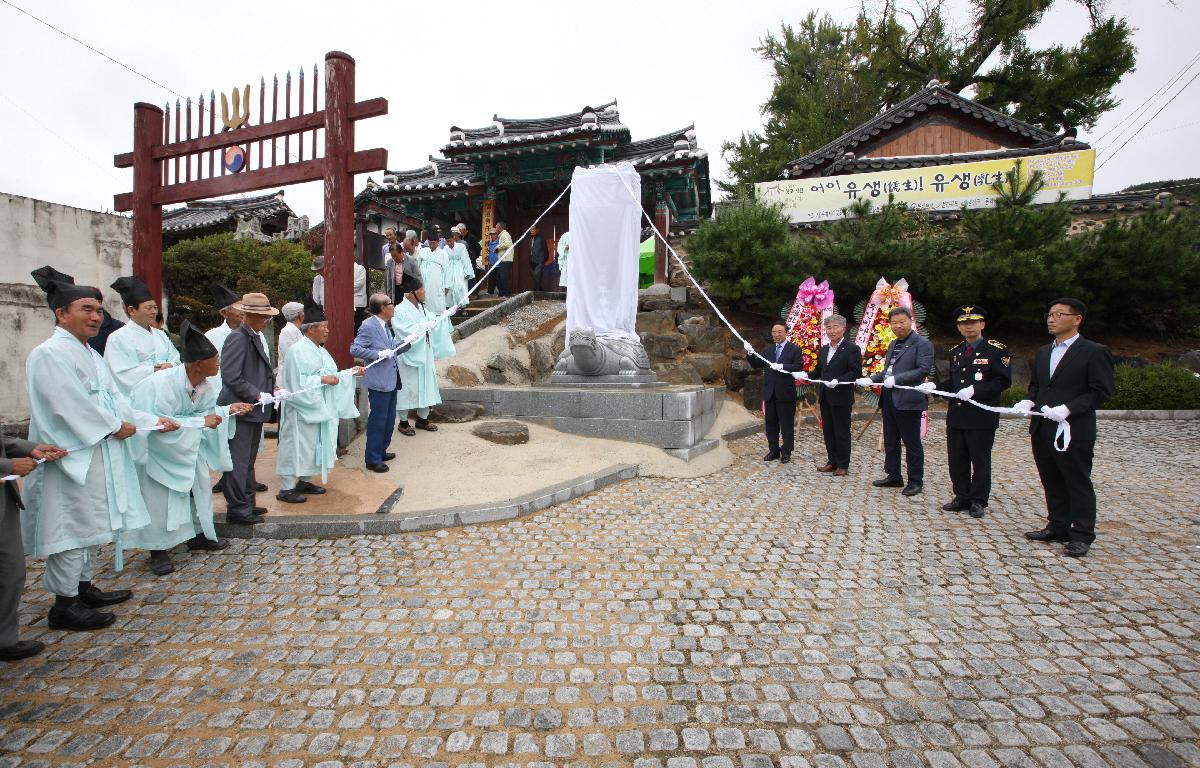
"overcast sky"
1,0,1196,223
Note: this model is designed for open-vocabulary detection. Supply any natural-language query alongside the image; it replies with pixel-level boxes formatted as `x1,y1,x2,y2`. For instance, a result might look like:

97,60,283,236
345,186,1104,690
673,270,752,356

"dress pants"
496,261,513,296
1032,431,1097,544
763,397,796,455
819,400,852,469
366,386,398,464
0,500,25,645
223,419,263,517
947,427,996,505
881,392,924,483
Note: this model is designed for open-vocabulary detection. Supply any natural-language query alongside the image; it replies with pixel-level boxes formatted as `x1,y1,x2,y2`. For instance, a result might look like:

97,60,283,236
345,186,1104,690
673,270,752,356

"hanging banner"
479,198,496,267
756,148,1096,223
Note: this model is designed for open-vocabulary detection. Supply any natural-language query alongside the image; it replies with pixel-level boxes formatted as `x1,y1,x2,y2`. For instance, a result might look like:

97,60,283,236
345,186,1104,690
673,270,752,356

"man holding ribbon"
103,275,180,394
746,322,805,464
1015,298,1113,557
937,306,1012,519
23,267,177,632
351,292,408,473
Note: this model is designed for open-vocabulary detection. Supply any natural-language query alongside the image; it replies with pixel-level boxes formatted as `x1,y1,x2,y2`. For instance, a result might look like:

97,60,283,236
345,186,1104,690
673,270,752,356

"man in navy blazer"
858,307,935,496
804,314,861,476
747,321,805,463
350,292,409,473
1015,298,1114,557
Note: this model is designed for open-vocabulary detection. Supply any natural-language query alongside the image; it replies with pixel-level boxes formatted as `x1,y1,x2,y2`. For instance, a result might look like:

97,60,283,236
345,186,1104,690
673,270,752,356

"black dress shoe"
276,489,307,504
254,482,268,493
48,596,115,631
148,552,175,576
77,581,132,607
1064,541,1090,557
941,499,969,512
227,512,263,525
294,480,326,495
872,477,903,488
901,482,923,497
780,455,792,464
366,463,389,473
186,535,230,552
763,451,780,462
382,452,396,461
252,506,268,516
1024,527,1070,542
969,502,987,519
0,639,45,661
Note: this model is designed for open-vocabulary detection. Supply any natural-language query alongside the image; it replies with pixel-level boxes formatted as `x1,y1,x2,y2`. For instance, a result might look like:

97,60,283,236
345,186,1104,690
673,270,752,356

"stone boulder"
741,372,764,410
636,310,678,336
445,364,481,387
640,332,688,361
654,362,703,386
483,352,531,385
472,420,530,445
685,353,728,383
678,323,726,354
676,310,708,326
550,325,567,360
725,358,753,392
1179,350,1200,373
526,339,556,382
430,402,486,423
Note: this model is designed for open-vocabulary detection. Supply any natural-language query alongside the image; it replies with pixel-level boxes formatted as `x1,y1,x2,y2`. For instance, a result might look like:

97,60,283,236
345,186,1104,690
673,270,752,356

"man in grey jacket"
1,432,66,661
217,292,279,524
858,307,935,496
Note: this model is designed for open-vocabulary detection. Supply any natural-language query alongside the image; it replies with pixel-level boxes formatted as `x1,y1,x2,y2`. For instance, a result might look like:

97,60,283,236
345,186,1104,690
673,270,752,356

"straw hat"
235,292,279,316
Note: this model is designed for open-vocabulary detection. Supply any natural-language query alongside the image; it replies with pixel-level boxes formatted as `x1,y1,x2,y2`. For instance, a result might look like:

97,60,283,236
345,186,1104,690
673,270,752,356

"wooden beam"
348,97,387,121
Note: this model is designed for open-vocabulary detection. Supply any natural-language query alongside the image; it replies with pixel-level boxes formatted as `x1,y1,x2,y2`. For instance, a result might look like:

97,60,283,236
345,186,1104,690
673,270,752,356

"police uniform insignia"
1002,356,1011,366
987,339,1007,350
975,371,983,381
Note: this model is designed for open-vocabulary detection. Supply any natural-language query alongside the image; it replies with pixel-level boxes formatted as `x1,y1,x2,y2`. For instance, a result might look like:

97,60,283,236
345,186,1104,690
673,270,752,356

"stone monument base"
441,384,724,461
547,372,659,387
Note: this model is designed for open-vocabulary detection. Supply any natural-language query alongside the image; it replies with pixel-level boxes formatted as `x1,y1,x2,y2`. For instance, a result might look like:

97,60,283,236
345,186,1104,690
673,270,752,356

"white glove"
795,371,809,381
956,385,975,401
742,341,755,355
769,363,786,373
855,377,874,387
883,375,896,388
824,379,839,389
273,388,292,401
1041,404,1071,423
256,392,275,407
1011,399,1035,415
377,347,396,360
916,381,937,394
475,257,483,269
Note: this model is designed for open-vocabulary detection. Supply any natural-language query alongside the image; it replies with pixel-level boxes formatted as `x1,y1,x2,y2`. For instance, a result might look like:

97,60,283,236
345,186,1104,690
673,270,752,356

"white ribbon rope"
613,174,1072,453
0,423,206,482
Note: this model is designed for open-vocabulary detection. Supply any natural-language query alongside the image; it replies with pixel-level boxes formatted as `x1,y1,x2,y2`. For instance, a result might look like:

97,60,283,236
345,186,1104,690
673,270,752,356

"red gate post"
132,102,164,303
323,52,356,367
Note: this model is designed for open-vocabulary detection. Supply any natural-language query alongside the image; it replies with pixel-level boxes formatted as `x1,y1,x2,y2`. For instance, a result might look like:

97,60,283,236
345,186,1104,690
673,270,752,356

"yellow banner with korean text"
755,149,1096,223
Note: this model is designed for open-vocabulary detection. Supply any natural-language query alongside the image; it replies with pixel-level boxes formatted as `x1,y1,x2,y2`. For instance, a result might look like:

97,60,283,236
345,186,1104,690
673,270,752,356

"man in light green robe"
444,229,473,309
392,282,442,433
275,302,361,503
24,266,178,632
557,230,571,288
416,232,457,360
126,321,254,575
104,275,178,394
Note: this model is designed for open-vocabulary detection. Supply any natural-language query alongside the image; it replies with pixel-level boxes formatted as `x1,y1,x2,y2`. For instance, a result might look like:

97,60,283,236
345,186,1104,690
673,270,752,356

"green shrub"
1105,363,1200,410
1000,386,1029,408
686,199,800,312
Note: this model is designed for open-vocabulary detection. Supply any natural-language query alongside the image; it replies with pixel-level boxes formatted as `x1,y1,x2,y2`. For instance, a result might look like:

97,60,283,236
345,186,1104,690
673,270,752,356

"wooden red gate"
114,50,387,366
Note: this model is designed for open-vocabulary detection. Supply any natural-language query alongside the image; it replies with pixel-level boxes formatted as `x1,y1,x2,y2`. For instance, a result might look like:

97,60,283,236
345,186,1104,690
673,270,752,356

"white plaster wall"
0,193,132,426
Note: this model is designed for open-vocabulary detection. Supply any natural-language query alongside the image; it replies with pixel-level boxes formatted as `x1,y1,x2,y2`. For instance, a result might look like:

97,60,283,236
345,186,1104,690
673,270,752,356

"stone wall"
0,193,132,428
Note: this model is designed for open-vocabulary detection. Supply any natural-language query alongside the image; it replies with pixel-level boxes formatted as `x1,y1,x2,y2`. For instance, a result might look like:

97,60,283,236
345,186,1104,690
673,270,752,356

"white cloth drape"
565,162,642,344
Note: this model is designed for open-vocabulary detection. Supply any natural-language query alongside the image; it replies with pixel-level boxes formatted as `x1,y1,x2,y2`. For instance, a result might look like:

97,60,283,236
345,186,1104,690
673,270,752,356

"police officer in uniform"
938,306,1012,518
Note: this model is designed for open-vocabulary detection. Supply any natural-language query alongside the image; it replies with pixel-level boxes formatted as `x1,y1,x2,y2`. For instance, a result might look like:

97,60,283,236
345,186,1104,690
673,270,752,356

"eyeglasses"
1045,312,1079,320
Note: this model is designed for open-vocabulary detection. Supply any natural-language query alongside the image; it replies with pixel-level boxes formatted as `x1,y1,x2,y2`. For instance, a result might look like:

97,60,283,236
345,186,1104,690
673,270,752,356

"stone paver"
1,419,1197,766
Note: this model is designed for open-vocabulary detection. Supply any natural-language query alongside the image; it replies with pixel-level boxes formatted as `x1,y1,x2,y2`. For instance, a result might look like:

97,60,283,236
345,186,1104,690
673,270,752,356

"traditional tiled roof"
445,100,628,152
381,158,477,193
162,190,293,233
612,126,709,169
784,82,1060,178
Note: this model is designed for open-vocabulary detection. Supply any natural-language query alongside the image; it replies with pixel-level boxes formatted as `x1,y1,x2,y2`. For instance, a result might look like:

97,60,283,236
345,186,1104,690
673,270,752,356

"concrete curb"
214,463,638,540
452,291,565,342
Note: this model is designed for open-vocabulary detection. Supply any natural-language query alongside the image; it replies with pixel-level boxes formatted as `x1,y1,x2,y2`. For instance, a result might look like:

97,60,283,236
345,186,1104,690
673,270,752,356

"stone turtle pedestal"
443,384,724,461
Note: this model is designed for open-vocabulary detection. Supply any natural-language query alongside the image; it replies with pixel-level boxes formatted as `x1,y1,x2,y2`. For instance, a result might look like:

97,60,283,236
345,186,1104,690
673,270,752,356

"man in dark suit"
1015,298,1114,557
218,292,279,525
937,306,1012,519
804,314,861,476
746,321,805,463
859,307,936,496
529,225,549,290
1,432,65,661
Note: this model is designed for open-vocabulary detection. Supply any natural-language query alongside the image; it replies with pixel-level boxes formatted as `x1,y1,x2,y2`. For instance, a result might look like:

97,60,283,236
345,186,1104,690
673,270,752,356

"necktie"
775,344,783,362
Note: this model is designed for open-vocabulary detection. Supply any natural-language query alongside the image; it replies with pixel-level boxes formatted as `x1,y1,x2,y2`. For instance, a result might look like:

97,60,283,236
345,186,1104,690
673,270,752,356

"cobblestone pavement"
2,419,1198,768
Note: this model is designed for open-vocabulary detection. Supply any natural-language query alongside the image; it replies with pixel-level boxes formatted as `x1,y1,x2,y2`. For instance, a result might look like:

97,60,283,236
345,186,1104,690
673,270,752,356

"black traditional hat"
210,281,241,310
110,276,154,308
30,266,102,311
179,319,219,362
955,305,987,323
399,273,423,296
302,294,326,324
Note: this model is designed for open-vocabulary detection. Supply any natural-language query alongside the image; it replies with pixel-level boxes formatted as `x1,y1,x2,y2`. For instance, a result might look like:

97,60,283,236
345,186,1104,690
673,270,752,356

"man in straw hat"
127,321,255,575
23,266,177,632
217,292,280,525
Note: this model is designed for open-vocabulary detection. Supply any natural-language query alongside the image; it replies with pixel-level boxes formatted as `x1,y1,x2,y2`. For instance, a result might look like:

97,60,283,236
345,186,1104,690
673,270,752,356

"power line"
0,89,125,186
1091,49,1200,147
1097,69,1200,171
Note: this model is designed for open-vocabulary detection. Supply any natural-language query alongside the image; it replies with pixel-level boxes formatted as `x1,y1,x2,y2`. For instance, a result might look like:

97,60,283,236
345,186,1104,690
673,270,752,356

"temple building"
360,101,712,291
161,190,300,247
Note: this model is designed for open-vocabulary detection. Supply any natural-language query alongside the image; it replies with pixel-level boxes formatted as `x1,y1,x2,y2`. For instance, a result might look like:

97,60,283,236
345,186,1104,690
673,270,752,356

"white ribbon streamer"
0,423,207,482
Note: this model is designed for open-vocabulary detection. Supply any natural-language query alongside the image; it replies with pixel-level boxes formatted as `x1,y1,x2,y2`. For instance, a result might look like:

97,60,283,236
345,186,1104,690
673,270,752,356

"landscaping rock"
678,323,726,354
742,372,764,410
654,362,703,386
445,364,481,387
472,420,530,445
484,352,531,385
550,325,567,360
640,332,688,361
430,402,486,423
725,358,753,392
635,310,678,336
526,339,556,382
685,353,728,383
1179,350,1200,373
